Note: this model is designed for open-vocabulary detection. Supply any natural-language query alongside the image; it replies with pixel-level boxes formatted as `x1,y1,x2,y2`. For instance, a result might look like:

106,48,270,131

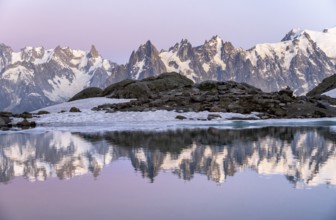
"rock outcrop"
93,72,336,119
69,87,103,102
101,72,193,99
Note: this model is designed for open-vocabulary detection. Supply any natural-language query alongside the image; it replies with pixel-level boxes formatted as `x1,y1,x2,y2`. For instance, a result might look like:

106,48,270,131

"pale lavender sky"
0,0,335,63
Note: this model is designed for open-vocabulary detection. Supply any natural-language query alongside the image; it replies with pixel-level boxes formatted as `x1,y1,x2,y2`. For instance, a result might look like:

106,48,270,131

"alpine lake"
0,126,336,220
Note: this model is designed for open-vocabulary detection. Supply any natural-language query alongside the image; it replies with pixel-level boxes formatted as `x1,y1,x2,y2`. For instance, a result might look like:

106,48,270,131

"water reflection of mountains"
0,127,335,187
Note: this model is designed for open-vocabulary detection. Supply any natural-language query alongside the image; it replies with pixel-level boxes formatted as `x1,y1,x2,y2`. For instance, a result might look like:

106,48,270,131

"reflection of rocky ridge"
0,127,336,187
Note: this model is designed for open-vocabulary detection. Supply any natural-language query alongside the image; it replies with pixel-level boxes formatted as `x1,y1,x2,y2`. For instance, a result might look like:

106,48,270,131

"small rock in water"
175,115,187,120
0,116,11,126
207,114,222,120
16,119,36,129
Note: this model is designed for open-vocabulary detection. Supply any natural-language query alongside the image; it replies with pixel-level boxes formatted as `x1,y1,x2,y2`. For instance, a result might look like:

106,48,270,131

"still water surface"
0,127,336,220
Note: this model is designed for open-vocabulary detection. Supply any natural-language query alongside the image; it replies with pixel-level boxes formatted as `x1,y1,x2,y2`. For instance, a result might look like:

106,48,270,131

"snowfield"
5,97,336,133
30,97,260,132
34,97,131,113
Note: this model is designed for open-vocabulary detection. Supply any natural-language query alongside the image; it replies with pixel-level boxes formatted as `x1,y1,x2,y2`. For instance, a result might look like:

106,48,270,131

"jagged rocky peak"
143,40,160,58
53,45,65,57
128,40,166,79
129,40,162,65
208,35,223,45
203,35,224,53
176,39,193,62
0,43,13,54
54,45,74,56
52,45,79,64
20,46,46,61
179,38,192,49
168,42,180,52
88,45,100,58
167,38,192,51
222,41,235,53
281,28,304,41
0,44,13,70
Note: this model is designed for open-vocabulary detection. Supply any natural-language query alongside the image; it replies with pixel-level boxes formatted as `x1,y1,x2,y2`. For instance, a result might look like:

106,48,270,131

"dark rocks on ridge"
0,111,37,130
68,87,103,102
101,72,194,99
91,72,336,119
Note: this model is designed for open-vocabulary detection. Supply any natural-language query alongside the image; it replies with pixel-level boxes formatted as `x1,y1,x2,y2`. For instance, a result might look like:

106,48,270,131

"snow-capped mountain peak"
1,27,336,112
281,28,304,41
128,40,166,80
0,45,114,112
281,27,336,59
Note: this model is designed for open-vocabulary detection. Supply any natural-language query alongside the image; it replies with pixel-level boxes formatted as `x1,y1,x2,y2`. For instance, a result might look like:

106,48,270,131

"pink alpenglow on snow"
0,0,335,63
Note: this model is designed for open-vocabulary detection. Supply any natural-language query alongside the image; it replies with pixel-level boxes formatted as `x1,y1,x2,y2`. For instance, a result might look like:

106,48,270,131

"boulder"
37,110,50,115
175,115,187,120
69,107,81,112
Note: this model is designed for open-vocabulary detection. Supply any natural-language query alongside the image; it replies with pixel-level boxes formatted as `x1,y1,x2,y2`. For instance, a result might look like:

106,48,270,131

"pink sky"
0,0,335,63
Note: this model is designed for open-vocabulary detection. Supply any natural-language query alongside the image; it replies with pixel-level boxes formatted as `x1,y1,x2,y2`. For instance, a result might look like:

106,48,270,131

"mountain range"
0,27,336,112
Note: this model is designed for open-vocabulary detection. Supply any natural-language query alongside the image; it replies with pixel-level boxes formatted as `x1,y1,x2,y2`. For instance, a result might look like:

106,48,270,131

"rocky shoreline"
92,72,336,119
0,112,37,131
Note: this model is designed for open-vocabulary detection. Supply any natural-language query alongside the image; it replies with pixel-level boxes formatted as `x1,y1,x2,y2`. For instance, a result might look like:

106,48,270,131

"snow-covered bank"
32,97,259,131
5,97,336,133
33,97,132,113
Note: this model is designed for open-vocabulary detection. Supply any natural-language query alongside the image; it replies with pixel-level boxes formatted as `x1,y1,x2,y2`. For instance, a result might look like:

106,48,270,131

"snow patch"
11,52,22,64
43,68,92,102
88,56,104,73
33,50,53,65
202,63,210,72
323,88,336,98
304,29,336,58
103,60,111,71
34,97,131,113
133,59,145,80
28,93,41,97
213,36,226,70
2,66,34,82
160,51,196,81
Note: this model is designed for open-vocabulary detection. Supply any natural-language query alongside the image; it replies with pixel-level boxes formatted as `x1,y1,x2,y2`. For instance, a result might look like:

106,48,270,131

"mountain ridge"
0,27,336,112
